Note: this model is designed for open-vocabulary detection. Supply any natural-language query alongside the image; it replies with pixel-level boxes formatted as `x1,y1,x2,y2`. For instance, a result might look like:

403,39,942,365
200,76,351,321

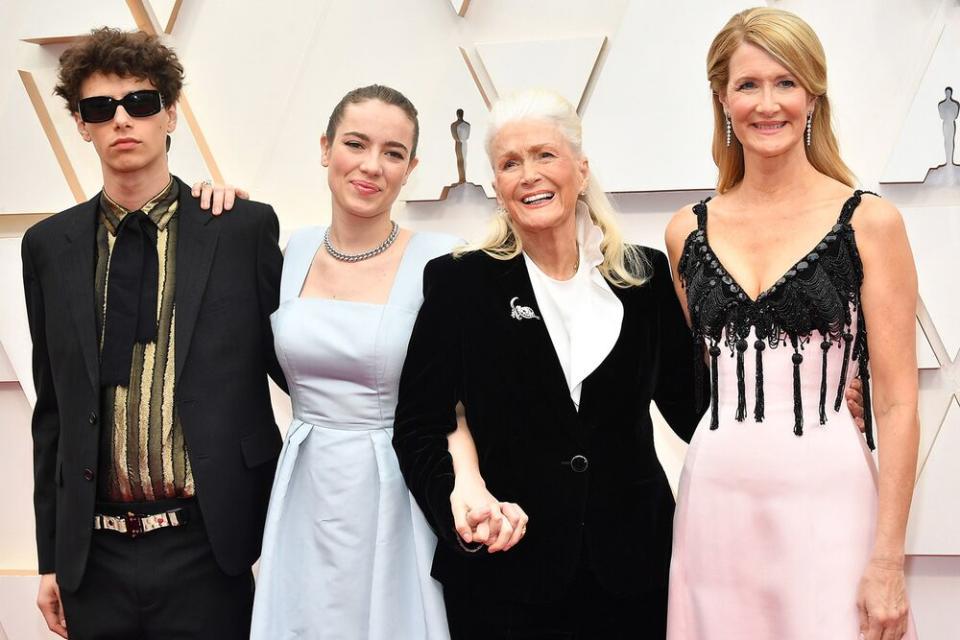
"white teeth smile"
754,123,786,129
522,193,554,204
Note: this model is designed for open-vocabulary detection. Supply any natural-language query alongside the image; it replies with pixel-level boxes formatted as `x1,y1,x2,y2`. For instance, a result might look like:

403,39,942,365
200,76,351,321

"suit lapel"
174,178,220,381
58,197,101,391
488,255,582,441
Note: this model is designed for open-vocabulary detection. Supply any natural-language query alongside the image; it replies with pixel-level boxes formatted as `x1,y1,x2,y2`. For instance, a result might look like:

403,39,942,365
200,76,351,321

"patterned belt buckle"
124,512,143,539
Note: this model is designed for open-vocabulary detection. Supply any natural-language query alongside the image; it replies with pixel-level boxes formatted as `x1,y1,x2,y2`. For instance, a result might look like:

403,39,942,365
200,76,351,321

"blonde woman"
665,8,919,639
394,90,705,638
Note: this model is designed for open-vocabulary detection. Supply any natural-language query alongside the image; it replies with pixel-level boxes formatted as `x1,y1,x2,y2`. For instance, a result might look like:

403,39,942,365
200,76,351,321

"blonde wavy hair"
455,89,647,288
707,7,855,192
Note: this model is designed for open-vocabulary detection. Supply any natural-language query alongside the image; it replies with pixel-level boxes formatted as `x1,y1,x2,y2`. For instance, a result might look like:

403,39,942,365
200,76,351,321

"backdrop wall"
2,1,958,638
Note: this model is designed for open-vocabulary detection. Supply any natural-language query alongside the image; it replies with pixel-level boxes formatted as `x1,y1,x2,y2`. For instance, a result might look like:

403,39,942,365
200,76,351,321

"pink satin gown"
666,192,918,639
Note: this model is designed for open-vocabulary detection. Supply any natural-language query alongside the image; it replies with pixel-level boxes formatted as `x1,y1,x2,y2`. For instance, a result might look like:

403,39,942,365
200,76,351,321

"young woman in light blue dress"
246,85,493,640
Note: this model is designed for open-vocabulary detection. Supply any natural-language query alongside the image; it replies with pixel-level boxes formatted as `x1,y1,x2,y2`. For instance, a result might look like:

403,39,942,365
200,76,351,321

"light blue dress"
250,227,458,640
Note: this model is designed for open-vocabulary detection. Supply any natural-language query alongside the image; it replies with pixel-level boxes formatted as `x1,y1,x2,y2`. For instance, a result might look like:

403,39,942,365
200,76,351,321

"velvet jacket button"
83,468,95,481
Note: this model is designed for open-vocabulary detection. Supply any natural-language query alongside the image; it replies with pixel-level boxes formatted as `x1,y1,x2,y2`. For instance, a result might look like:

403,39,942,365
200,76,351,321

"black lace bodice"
677,190,876,448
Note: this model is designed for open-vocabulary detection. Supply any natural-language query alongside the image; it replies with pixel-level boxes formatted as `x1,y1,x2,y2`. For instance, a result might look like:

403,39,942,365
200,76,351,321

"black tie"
100,210,159,387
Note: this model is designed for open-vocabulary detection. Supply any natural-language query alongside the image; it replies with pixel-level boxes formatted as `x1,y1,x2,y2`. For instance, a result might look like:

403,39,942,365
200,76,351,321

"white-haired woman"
393,89,706,638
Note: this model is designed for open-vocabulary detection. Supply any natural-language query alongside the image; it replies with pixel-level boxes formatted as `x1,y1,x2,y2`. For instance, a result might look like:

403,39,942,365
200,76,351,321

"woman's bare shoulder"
665,203,700,258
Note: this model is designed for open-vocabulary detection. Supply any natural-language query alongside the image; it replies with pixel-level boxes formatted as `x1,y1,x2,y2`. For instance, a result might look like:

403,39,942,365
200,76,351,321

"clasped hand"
450,474,528,553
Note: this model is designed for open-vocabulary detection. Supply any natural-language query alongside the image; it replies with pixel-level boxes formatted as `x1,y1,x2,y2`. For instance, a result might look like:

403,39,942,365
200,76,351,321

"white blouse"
523,203,624,409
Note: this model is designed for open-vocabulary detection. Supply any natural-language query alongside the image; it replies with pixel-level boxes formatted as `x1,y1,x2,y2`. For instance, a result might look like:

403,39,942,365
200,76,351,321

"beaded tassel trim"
678,191,876,449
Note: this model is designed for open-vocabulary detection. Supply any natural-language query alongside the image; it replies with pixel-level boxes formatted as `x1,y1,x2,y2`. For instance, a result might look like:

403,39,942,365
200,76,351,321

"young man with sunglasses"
21,27,285,638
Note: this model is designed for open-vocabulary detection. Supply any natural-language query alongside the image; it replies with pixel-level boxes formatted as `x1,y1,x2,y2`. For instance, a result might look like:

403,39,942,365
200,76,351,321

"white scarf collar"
523,201,624,409
576,200,606,275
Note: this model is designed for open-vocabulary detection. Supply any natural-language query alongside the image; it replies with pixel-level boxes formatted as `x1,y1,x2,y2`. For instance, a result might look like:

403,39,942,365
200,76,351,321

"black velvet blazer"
393,247,706,604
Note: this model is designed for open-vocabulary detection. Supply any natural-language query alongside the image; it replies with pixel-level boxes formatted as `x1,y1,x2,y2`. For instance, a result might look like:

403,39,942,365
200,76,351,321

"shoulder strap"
386,232,457,309
279,226,324,303
837,190,878,225
692,196,711,232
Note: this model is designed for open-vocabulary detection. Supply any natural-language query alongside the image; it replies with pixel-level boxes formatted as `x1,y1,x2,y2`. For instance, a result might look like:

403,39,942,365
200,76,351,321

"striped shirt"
95,178,194,502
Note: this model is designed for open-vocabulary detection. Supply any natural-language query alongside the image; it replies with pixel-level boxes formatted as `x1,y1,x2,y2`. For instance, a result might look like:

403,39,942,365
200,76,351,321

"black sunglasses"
77,90,165,123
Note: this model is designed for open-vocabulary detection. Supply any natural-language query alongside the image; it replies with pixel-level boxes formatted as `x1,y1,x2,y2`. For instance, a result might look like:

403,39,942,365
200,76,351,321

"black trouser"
443,561,667,640
59,498,254,640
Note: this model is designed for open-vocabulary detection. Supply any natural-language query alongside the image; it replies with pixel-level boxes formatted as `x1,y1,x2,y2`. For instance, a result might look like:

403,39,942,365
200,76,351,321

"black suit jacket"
21,177,286,592
393,247,706,604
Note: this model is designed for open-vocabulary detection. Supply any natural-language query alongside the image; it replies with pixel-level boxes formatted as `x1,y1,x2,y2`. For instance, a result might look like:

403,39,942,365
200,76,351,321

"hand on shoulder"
189,180,249,215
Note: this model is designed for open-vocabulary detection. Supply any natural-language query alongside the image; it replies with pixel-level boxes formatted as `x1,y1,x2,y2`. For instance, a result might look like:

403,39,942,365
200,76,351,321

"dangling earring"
725,115,732,147
495,204,507,216
805,113,812,147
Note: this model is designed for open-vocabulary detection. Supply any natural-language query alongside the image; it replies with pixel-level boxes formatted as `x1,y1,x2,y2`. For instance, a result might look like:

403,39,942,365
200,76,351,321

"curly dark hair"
326,85,420,157
54,27,184,114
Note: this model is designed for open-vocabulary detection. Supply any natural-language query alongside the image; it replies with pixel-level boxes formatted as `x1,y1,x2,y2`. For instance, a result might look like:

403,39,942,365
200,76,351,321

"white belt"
93,508,188,538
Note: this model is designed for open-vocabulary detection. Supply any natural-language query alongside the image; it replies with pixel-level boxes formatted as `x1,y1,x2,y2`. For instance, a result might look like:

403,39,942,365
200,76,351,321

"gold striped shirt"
95,178,194,502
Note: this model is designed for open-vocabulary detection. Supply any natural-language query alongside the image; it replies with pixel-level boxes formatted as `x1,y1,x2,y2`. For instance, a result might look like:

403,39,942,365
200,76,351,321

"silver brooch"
509,296,541,321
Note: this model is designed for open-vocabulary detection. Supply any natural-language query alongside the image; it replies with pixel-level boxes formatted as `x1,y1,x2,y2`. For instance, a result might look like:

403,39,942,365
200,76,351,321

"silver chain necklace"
323,221,400,263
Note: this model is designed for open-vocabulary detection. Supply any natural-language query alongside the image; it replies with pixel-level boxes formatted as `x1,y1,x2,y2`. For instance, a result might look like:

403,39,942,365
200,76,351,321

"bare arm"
853,196,919,638
446,403,528,552
447,404,479,480
664,206,698,328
